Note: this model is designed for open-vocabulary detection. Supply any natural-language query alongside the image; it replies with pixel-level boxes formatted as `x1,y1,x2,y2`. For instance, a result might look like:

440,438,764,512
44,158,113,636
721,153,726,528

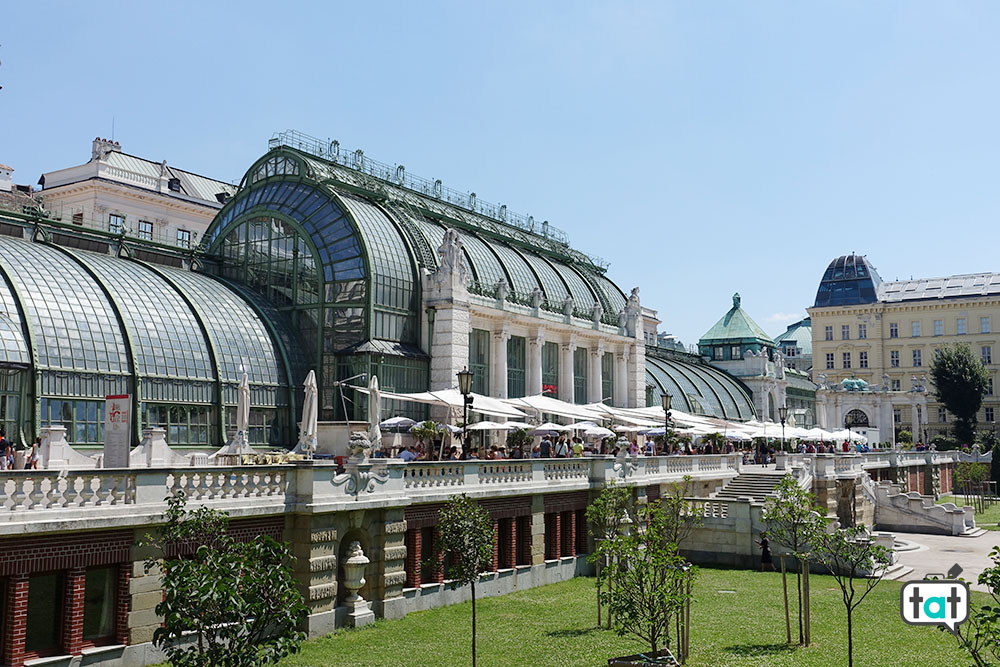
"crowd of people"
0,430,40,470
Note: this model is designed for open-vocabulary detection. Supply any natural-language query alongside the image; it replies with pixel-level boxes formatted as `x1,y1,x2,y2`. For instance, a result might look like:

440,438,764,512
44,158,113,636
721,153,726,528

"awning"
503,395,604,421
352,386,528,419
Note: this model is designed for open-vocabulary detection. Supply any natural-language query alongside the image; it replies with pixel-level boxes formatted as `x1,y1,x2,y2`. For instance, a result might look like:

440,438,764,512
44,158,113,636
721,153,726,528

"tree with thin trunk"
930,343,990,446
586,482,633,628
598,501,697,659
655,474,701,550
815,524,892,667
435,494,495,667
762,475,826,646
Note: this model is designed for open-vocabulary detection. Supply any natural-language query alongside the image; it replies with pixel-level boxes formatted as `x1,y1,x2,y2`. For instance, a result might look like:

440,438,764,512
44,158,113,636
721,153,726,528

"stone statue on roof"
495,277,509,303
591,301,603,324
733,292,741,309
433,228,469,286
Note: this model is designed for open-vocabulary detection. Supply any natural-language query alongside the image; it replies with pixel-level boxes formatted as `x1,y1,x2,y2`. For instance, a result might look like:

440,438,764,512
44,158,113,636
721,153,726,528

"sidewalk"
894,530,999,592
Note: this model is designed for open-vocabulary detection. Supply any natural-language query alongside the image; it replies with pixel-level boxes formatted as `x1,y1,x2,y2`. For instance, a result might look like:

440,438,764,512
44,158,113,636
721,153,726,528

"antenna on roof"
112,116,115,142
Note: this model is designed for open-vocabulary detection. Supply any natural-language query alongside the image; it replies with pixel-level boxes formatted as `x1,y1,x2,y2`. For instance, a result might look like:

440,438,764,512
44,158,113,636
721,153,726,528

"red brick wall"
2,575,27,666
0,530,132,577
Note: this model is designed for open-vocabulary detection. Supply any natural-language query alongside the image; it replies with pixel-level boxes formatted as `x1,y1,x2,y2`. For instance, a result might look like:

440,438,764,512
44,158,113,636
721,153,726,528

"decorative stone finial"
733,292,741,309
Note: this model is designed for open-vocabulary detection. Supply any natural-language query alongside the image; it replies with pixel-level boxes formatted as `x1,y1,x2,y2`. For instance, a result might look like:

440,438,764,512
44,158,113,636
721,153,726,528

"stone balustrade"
0,454,742,533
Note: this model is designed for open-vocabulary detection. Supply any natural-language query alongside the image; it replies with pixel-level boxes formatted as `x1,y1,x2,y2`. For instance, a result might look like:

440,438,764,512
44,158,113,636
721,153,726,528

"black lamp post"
457,367,474,454
661,393,672,454
778,405,789,452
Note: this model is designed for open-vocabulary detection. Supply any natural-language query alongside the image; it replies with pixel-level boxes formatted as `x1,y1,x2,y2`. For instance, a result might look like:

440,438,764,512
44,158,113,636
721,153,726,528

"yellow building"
808,254,1000,443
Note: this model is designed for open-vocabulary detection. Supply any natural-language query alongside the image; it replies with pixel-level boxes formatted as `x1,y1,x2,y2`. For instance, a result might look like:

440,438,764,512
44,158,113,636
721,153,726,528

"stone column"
378,510,408,620
614,348,629,407
423,230,472,392
527,330,544,397
588,345,603,404
559,338,577,403
491,329,510,398
530,495,546,565
911,402,921,444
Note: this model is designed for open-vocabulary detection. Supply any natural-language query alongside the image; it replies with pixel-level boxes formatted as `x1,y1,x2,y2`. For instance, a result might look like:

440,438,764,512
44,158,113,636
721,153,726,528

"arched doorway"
844,409,869,429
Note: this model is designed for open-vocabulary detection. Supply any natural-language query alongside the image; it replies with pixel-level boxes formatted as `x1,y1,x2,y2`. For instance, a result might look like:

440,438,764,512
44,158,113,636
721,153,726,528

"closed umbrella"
293,370,318,457
368,375,382,453
236,370,250,444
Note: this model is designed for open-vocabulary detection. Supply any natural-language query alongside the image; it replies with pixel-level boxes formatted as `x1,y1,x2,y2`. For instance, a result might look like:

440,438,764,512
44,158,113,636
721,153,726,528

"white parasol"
368,375,382,452
293,369,318,457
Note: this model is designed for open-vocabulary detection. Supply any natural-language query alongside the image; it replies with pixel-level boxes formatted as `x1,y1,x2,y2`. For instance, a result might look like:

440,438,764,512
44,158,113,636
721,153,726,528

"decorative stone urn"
341,541,375,627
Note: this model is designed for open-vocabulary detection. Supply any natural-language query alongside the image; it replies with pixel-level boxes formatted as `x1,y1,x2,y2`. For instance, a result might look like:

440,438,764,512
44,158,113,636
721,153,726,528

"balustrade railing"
1,470,134,512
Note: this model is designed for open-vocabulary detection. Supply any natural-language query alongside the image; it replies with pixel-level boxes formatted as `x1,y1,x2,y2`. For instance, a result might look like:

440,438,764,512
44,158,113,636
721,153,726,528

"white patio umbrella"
293,370,318,457
531,422,570,436
583,425,616,438
503,421,536,430
368,375,382,452
466,421,510,431
380,416,417,430
211,370,254,461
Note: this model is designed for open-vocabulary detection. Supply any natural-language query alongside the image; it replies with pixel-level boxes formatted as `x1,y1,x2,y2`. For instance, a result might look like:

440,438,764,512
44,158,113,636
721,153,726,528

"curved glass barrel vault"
645,354,756,421
0,234,294,448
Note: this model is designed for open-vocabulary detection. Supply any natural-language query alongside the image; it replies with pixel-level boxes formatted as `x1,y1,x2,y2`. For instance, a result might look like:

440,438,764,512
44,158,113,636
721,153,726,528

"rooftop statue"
434,228,469,285
733,292,741,309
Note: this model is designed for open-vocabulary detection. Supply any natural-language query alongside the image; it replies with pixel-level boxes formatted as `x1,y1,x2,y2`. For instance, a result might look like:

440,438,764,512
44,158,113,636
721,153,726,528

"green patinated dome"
698,293,775,347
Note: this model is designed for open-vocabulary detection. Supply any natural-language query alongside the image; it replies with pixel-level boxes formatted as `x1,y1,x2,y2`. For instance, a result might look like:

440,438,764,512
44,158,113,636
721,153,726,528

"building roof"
645,352,756,420
813,254,882,307
877,272,1000,303
698,293,774,346
774,317,812,356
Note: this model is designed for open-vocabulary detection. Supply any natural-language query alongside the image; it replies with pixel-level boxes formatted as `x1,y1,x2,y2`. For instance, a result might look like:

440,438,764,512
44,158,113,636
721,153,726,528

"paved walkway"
894,531,999,591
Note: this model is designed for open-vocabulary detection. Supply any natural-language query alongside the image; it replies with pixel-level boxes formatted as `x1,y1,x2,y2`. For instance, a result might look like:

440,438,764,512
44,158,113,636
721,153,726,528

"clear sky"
3,2,999,348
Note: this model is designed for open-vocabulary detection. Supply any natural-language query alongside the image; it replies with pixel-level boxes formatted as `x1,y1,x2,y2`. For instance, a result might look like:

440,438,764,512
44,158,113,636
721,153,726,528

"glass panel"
83,567,116,641
26,573,63,653
469,329,490,395
574,347,588,404
542,341,559,396
507,336,526,399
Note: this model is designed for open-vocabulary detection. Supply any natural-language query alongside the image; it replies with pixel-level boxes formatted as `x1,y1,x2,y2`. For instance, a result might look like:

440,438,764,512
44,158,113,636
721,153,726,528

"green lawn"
277,569,972,667
938,494,1000,530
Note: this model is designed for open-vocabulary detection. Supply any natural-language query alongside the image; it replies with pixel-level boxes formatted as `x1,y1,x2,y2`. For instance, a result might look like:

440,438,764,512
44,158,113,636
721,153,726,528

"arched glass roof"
645,355,755,420
454,228,508,288
0,239,128,373
68,249,213,381
551,262,597,309
490,242,539,296
149,264,286,389
518,250,570,302
0,275,29,366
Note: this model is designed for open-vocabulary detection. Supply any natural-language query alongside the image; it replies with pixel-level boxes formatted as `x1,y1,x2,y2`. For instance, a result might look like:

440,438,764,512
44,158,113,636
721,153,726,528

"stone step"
960,527,987,538
880,564,914,581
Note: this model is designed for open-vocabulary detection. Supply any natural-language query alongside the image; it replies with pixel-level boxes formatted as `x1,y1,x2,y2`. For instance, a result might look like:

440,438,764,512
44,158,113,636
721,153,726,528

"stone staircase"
874,482,986,537
711,471,787,503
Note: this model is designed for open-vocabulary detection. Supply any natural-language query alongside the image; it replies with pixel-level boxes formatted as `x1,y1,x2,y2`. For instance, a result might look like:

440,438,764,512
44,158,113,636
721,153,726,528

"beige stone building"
808,254,1000,443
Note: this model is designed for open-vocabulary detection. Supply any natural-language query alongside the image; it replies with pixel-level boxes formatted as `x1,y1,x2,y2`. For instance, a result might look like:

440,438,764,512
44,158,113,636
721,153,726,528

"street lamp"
778,405,789,453
457,368,474,454
661,393,672,454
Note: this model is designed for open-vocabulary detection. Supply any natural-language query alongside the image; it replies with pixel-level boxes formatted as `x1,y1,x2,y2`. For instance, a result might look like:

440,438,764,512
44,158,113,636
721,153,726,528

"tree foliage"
435,494,495,667
655,475,701,549
815,524,892,667
142,492,308,667
597,501,697,655
930,344,990,445
763,475,827,645
586,483,634,628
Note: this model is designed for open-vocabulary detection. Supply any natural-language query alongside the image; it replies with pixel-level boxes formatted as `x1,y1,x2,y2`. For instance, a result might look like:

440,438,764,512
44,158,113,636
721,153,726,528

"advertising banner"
104,394,131,468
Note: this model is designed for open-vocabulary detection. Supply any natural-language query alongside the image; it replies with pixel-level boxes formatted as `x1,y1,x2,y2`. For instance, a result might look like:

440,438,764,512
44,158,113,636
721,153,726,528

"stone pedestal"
342,541,375,628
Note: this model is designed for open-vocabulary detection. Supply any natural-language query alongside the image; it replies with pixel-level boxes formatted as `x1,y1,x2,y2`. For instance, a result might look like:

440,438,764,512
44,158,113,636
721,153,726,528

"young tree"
598,501,697,659
435,494,495,667
586,483,633,628
951,546,1000,666
142,492,308,667
762,475,826,646
655,475,701,549
930,344,990,445
815,524,892,667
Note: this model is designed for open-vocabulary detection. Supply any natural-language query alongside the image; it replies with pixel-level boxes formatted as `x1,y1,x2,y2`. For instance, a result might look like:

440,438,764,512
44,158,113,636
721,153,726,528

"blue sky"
3,2,999,347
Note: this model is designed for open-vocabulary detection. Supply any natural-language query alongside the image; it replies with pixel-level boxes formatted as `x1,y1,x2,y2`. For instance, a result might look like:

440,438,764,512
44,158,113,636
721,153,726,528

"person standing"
756,532,773,572
555,437,569,459
539,436,552,458
571,438,584,458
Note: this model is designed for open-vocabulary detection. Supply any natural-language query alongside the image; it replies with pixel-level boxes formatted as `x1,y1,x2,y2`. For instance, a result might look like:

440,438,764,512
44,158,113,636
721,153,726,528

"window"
601,352,614,405
137,220,153,241
911,321,921,337
859,351,868,368
826,353,834,369
825,326,833,341
889,323,898,338
938,407,948,423
858,324,867,339
176,228,191,249
783,345,796,357
989,379,995,396
573,347,588,404
842,352,851,369
40,398,103,445
890,350,900,368
108,213,124,235
468,329,490,395
893,409,902,424
982,317,991,334
713,347,724,361
506,336,526,399
730,345,741,360
842,325,850,340
541,341,559,395
957,318,967,335
891,379,901,391
984,346,993,365
26,573,64,654
72,211,84,225
987,407,995,423
933,320,943,336
84,567,117,642
913,349,922,367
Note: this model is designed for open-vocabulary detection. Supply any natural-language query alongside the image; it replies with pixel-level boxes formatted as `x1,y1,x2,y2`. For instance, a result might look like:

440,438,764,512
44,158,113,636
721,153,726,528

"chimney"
0,164,12,193
91,137,122,161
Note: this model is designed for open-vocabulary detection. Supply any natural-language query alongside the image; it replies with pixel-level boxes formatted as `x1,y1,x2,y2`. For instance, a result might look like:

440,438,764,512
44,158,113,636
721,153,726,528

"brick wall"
0,530,132,577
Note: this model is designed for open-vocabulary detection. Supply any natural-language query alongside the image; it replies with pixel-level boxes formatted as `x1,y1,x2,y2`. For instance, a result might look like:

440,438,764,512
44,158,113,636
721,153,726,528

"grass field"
939,493,1000,530
276,568,972,667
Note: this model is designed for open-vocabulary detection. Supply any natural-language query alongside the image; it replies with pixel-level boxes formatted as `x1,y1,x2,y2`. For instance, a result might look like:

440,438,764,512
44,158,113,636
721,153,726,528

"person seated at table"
399,445,417,462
